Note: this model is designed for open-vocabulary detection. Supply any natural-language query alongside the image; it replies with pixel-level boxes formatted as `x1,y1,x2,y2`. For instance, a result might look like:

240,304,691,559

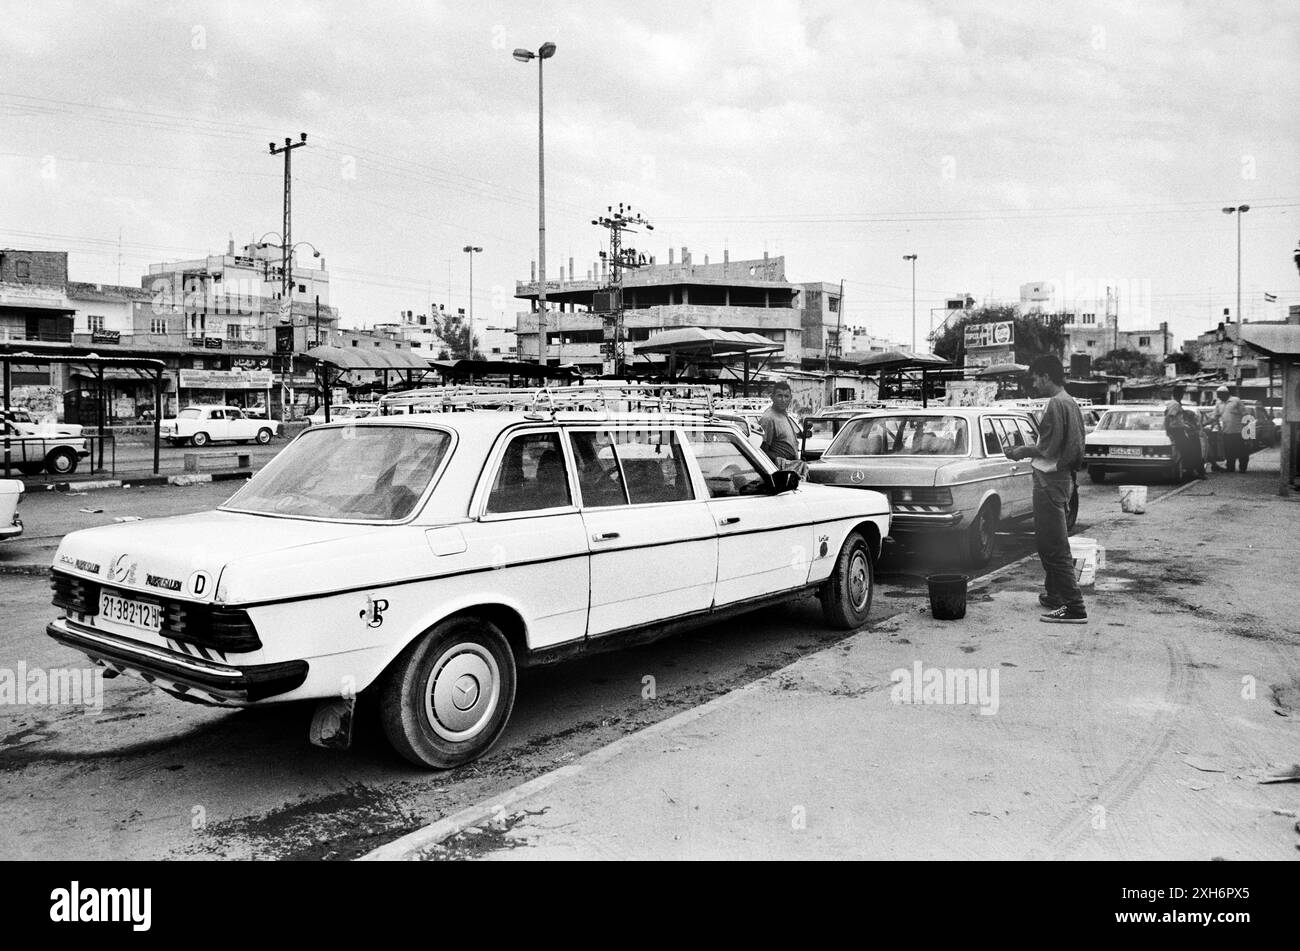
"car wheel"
1067,481,1079,532
819,530,874,630
1087,465,1106,484
45,448,77,476
966,501,997,567
255,428,273,445
190,431,209,448
380,615,517,770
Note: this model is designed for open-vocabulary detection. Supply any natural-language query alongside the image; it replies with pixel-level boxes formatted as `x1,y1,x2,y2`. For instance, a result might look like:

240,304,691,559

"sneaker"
1039,592,1063,609
1041,606,1087,624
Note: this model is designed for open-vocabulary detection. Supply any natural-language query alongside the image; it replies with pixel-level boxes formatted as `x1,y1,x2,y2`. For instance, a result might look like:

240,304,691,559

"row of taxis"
47,386,891,769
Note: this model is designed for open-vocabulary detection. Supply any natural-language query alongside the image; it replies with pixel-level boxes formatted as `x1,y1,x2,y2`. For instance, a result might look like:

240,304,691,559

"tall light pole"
514,42,557,369
462,245,482,357
903,254,918,351
1221,204,1249,324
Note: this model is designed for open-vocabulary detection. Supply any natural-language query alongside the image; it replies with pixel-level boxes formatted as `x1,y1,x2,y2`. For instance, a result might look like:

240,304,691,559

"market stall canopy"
635,327,782,357
844,349,950,372
304,345,431,371
976,362,1028,378
427,359,580,380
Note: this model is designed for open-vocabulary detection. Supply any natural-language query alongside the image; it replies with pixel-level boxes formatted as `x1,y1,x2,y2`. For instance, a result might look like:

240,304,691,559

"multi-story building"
844,327,907,356
513,248,840,375
1020,279,1171,362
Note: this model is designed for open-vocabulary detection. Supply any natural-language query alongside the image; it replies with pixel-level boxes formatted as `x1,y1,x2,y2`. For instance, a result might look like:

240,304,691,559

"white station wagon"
807,406,1078,566
161,405,280,447
48,412,890,769
0,479,23,540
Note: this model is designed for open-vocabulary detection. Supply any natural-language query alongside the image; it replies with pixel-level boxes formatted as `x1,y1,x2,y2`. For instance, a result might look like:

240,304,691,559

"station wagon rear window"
222,426,451,521
178,408,203,419
829,415,969,456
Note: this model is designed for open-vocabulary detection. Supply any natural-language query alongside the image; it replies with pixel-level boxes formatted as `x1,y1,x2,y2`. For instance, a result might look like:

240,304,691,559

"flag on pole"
1263,291,1277,302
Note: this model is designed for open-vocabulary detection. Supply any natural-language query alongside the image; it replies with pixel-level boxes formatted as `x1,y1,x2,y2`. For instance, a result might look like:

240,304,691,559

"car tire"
45,448,77,476
1087,466,1106,484
190,432,209,448
966,501,997,567
380,615,517,770
819,530,874,630
255,428,273,445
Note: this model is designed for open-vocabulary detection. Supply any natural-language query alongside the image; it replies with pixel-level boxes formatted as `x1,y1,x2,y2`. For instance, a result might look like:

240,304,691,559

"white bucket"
1069,537,1099,587
1118,485,1147,514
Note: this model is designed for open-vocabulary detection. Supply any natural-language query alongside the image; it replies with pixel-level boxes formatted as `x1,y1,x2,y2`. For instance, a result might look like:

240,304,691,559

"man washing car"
1007,355,1088,623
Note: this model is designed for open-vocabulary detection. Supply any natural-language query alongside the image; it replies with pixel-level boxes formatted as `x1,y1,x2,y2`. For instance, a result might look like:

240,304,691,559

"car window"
981,417,1003,456
683,430,767,498
209,409,224,420
1098,411,1163,432
832,415,968,456
1016,418,1038,447
178,408,201,420
569,430,629,508
992,417,1023,450
485,431,572,514
226,408,243,420
617,430,693,505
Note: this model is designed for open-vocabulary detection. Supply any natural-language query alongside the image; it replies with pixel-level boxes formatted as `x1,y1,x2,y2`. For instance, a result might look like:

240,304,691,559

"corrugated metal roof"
1239,324,1300,356
304,345,431,370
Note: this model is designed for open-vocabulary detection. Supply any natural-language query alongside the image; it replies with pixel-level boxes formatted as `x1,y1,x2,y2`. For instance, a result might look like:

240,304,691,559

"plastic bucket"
927,573,969,620
1069,537,1099,587
1118,485,1147,514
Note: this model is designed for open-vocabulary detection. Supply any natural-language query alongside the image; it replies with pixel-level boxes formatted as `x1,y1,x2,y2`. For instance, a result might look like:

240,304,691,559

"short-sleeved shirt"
1031,390,1087,473
759,406,800,462
1216,396,1245,435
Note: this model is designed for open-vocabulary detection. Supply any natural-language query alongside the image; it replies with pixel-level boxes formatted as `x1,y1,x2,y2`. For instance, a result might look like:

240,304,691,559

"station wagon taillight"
892,487,953,507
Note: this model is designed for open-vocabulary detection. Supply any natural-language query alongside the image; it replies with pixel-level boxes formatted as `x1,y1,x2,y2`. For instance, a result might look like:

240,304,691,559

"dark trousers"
1222,432,1249,471
1033,469,1084,611
1171,430,1204,477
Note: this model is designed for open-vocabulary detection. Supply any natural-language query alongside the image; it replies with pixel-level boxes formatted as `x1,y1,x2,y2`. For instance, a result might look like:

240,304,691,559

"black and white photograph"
1,0,1297,903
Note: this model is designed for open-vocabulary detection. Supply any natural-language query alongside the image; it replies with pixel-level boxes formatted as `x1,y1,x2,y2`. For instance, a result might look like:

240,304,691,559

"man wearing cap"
1214,385,1249,473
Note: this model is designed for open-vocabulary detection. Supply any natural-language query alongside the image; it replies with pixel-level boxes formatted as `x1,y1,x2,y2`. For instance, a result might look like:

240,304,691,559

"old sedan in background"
161,405,280,447
0,479,23,540
808,407,1077,566
1084,405,1190,483
48,411,889,770
1,420,91,475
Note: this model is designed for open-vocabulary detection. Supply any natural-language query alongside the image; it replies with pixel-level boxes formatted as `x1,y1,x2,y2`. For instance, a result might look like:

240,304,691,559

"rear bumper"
0,522,22,539
47,618,307,703
1085,454,1170,469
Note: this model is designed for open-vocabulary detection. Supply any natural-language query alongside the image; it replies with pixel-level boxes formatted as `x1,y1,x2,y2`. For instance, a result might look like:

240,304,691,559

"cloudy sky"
2,0,1298,350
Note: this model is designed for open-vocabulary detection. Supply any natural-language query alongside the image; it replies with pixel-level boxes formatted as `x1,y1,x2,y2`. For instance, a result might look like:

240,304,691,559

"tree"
1093,347,1161,378
431,309,483,361
931,305,1068,366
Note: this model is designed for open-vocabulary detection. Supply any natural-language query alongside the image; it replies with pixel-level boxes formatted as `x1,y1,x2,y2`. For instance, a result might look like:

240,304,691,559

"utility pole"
269,133,307,417
463,246,482,358
593,203,653,377
513,42,557,369
903,254,918,352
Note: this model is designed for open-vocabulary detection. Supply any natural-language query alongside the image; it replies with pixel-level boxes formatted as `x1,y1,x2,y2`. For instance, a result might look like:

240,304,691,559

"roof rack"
377,382,722,418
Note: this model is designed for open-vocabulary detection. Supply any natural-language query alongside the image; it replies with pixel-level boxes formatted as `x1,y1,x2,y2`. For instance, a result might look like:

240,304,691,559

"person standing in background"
1214,384,1249,473
760,381,801,467
1165,384,1206,480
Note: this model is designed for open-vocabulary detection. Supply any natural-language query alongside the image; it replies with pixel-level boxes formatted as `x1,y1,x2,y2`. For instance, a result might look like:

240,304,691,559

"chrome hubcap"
848,550,869,610
424,644,499,742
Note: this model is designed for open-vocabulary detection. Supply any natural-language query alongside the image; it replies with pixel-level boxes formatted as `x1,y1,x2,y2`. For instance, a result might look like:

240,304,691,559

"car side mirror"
802,421,813,438
770,469,800,494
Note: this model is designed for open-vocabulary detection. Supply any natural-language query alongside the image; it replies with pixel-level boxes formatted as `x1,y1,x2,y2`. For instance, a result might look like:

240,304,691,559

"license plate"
1110,446,1142,456
99,592,163,632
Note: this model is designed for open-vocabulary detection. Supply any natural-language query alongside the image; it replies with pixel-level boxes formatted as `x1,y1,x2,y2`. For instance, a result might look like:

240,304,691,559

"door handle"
592,531,620,542
719,516,741,526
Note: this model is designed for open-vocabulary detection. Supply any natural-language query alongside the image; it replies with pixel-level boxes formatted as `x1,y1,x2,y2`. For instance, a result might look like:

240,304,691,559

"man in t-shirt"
1214,384,1248,473
760,382,801,466
1007,355,1088,624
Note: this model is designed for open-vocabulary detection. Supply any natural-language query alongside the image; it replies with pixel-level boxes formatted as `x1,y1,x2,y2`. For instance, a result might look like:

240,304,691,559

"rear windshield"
222,426,452,521
1097,411,1164,432
829,415,969,456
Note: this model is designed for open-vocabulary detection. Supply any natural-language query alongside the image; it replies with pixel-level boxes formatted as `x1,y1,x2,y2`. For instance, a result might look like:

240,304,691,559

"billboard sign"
964,321,1015,350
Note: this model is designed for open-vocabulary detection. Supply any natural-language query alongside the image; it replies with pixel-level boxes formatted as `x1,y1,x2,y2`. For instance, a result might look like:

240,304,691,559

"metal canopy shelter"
843,349,951,407
1238,324,1300,495
426,359,582,385
634,328,782,394
0,347,167,476
303,345,437,424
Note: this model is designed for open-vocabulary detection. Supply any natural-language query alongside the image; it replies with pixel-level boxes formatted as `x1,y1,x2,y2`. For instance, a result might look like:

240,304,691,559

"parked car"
0,408,84,438
808,406,1077,566
304,403,380,426
0,479,23,540
160,405,280,447
1084,404,1193,483
1241,400,1276,450
47,412,890,769
1,420,90,475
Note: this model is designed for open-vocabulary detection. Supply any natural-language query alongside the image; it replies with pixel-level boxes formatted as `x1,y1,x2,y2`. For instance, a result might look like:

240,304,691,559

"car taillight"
892,487,952,506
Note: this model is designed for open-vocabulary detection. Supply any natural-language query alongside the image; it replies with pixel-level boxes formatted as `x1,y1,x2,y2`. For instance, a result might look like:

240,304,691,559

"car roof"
311,410,742,437
834,406,1031,419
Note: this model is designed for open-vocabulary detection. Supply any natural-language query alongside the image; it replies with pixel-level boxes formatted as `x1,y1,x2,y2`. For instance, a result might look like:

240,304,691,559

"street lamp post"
513,42,557,370
1221,204,1250,325
462,245,482,358
903,254,918,352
